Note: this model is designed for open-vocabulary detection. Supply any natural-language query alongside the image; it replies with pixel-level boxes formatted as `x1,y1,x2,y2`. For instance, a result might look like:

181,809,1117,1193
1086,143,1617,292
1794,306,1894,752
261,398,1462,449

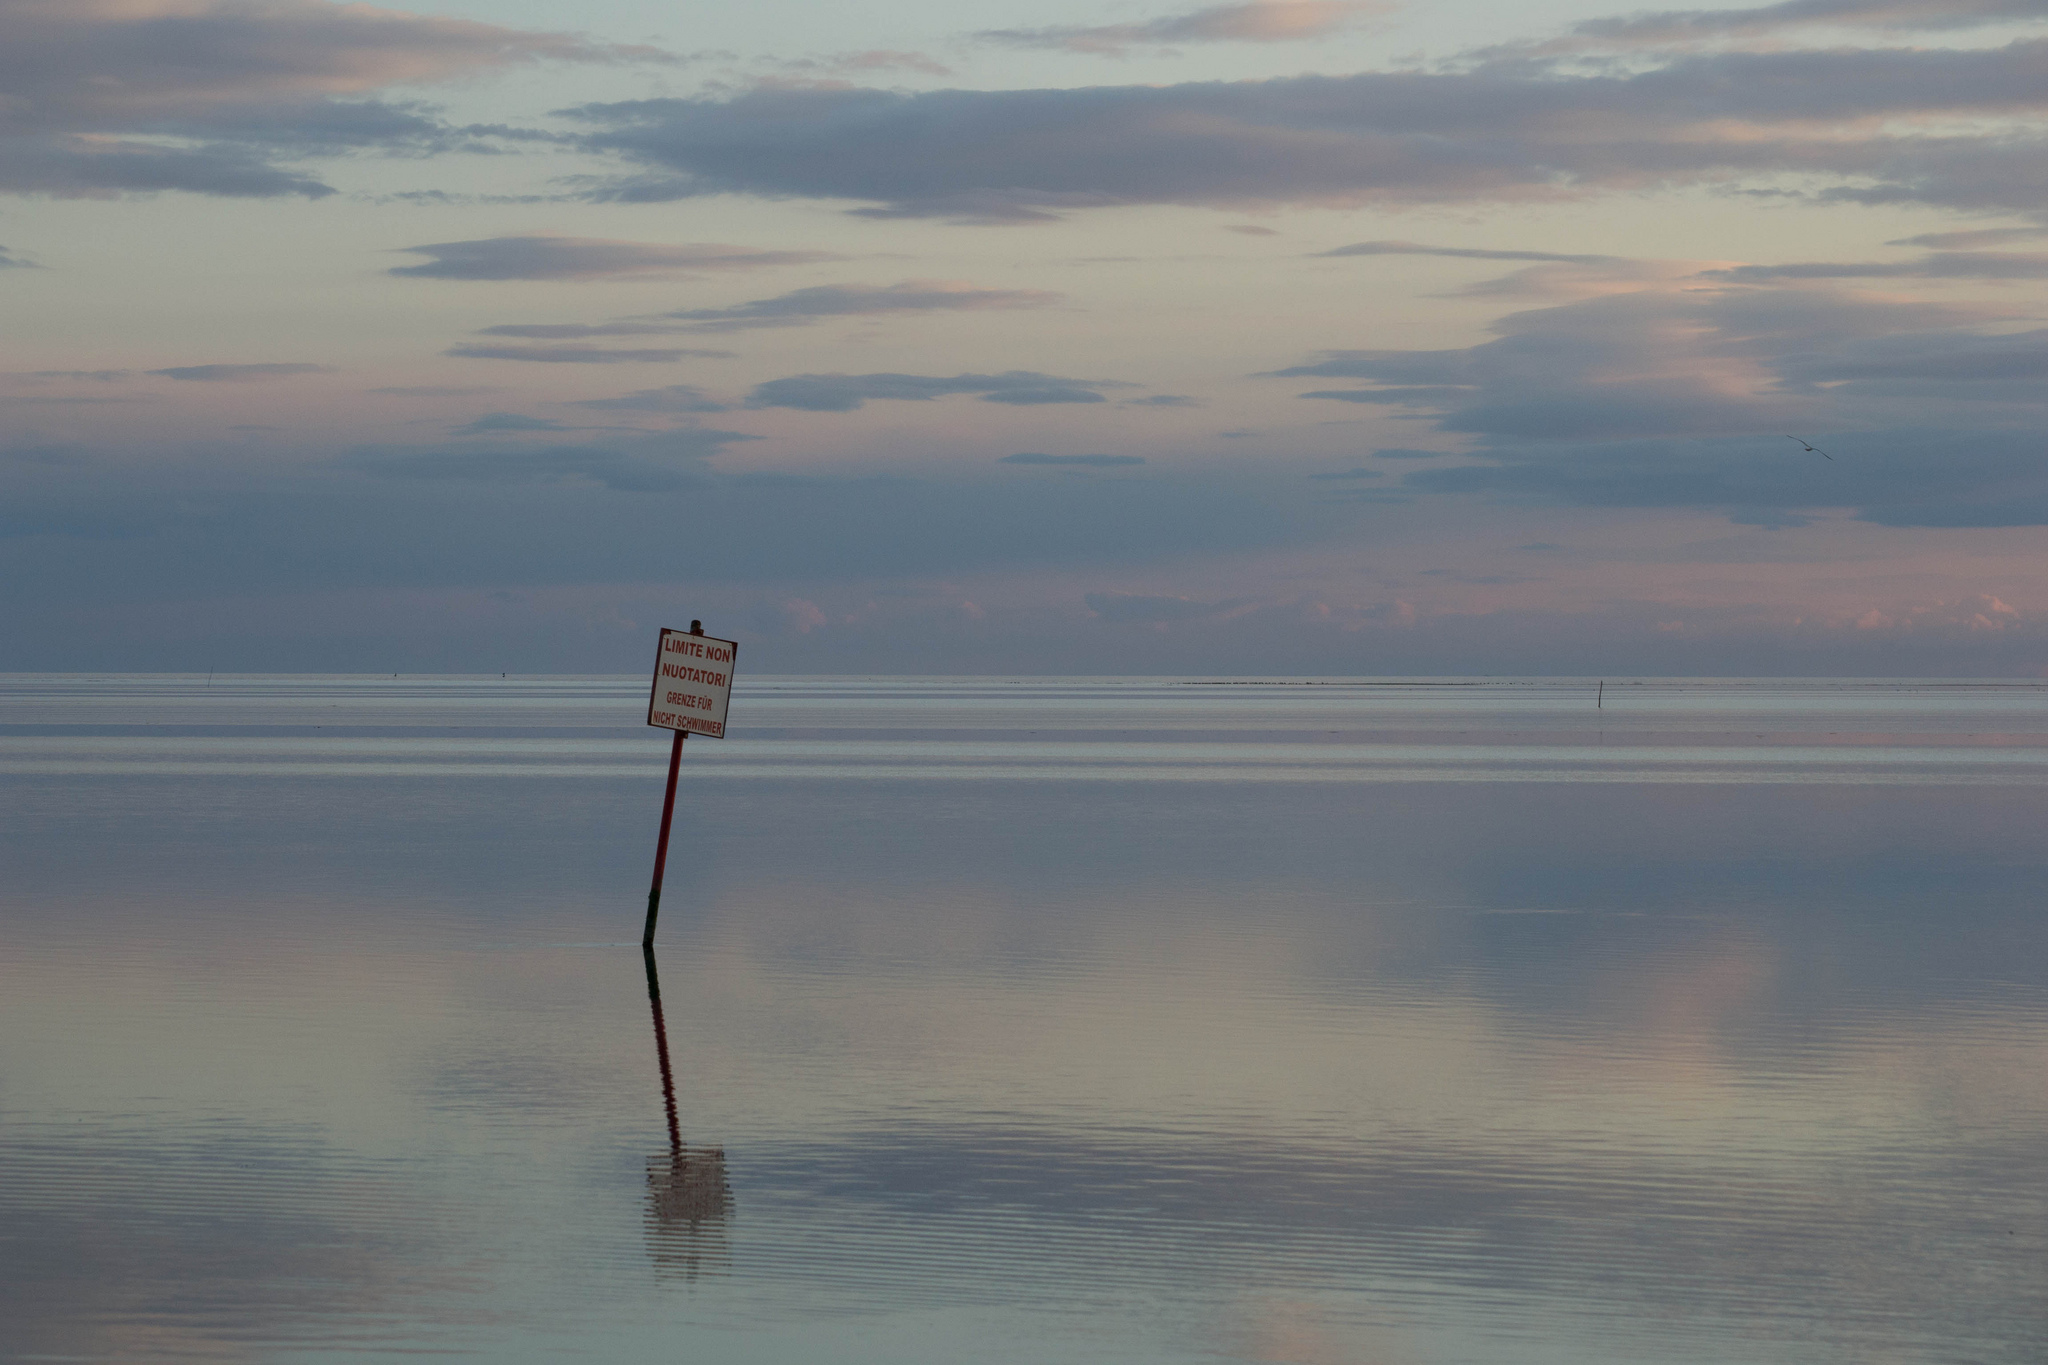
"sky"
5,0,2048,674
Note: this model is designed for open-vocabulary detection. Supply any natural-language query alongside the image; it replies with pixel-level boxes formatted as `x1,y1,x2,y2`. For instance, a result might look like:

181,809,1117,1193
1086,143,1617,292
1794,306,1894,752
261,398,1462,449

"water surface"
3,676,2044,1362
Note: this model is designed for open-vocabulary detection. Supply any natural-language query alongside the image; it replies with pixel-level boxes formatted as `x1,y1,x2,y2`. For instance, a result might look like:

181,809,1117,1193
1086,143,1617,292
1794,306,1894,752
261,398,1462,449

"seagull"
1785,435,1833,460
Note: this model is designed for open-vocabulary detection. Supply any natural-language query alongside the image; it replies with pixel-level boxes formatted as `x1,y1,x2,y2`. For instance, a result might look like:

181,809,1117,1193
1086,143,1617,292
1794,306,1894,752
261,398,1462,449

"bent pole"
643,729,686,947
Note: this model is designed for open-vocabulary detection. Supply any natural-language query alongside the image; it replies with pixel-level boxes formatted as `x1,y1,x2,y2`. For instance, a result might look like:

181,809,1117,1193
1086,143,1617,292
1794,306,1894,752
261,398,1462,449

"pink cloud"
978,2,1383,56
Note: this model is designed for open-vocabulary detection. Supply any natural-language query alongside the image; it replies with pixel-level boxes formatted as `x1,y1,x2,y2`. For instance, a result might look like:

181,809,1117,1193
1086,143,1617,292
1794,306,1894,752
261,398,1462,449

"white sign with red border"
647,628,737,737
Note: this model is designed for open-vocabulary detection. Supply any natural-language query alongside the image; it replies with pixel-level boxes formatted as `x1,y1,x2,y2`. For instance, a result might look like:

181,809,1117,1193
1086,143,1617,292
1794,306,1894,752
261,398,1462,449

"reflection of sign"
648,1147,731,1225
646,628,738,737
646,1147,731,1281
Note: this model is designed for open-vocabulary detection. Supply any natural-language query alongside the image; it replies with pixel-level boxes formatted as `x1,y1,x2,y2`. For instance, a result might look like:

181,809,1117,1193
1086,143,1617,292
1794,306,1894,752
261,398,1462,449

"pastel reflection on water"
0,675,2044,1363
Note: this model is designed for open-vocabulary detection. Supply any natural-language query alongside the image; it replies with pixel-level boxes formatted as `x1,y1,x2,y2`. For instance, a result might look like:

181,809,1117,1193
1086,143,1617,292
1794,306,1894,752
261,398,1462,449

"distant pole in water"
643,619,706,947
1597,680,1604,709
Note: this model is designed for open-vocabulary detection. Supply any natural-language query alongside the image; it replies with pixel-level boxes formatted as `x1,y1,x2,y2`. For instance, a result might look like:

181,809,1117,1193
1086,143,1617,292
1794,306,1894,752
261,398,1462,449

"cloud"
0,245,39,269
477,322,690,339
782,598,829,632
1415,568,1538,583
1267,284,2019,440
347,428,758,491
445,344,702,364
978,2,1381,55
468,282,1052,348
1320,240,1619,264
1697,251,2048,282
0,441,82,467
390,237,841,281
0,139,341,199
1083,590,1253,624
148,363,333,381
1126,395,1200,407
786,50,953,76
1260,267,2048,524
1307,467,1384,479
1396,428,2048,528
0,0,658,199
1779,325,2048,386
1297,387,1465,404
9,370,132,382
747,371,1126,412
561,40,2048,221
1318,246,1690,303
999,453,1146,466
656,281,1061,332
1,395,145,407
568,385,730,414
0,451,1347,630
448,413,574,435
839,50,951,74
1888,226,2048,249
1551,0,2048,50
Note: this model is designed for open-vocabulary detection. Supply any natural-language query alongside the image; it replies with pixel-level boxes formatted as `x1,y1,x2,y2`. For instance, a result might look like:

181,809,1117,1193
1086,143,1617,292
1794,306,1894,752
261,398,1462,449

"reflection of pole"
643,730,685,947
643,945,682,1153
641,936,731,1281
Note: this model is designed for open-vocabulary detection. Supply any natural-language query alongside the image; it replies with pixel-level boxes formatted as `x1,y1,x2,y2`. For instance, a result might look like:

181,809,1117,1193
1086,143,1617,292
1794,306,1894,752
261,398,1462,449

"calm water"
3,676,2045,1364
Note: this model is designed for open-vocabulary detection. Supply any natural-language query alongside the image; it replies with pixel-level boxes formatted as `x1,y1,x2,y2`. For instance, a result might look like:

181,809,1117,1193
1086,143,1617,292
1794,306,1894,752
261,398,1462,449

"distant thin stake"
1597,679,1603,709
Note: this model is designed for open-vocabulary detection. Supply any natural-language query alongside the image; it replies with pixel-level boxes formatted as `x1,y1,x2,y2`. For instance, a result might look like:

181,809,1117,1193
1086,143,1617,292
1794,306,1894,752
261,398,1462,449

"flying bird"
1785,435,1833,460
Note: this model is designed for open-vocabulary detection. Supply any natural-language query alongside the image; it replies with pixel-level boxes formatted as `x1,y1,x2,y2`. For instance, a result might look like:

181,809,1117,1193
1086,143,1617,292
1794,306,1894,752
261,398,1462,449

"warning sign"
646,628,737,737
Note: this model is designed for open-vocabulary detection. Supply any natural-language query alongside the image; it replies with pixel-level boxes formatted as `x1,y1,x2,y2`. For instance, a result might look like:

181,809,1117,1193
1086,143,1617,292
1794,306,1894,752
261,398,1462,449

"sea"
3,675,2044,1364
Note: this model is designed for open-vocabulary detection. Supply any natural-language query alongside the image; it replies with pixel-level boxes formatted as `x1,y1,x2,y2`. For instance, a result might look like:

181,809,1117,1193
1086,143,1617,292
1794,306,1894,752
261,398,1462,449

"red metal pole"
643,945,682,1152
643,729,686,946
